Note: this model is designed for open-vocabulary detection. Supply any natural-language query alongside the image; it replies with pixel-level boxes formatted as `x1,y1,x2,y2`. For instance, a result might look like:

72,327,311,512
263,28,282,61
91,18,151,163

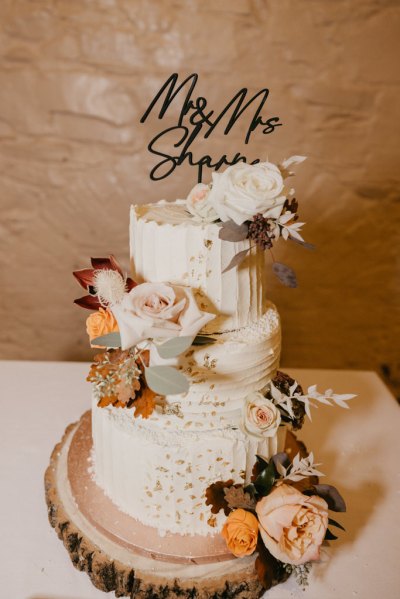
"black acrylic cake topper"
140,73,282,183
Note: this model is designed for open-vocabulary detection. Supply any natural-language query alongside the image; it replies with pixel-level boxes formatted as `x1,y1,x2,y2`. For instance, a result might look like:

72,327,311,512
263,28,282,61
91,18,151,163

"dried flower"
247,213,274,250
73,255,136,310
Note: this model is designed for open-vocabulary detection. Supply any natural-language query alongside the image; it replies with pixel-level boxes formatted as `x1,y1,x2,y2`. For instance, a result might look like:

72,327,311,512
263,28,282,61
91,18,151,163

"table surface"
1,361,400,599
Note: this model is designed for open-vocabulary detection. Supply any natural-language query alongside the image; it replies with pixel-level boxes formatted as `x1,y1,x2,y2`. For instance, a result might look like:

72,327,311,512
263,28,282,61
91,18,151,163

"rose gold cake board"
44,411,266,598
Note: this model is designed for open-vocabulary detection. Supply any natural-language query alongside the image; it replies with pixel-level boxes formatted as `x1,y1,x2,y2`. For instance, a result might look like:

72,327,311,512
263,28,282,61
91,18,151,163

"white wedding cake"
92,200,283,535
72,158,353,592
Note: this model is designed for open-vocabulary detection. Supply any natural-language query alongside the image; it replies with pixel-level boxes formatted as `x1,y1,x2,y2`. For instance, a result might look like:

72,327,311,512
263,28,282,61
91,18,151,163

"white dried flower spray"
93,269,127,307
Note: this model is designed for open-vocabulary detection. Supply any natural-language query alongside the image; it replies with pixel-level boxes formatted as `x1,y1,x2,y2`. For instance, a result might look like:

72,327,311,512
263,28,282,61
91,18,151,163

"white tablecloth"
1,361,399,599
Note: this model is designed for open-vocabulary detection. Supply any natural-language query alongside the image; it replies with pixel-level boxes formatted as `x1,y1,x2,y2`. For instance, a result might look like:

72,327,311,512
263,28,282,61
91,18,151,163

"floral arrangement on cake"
205,369,355,591
73,255,217,414
185,157,311,285
205,448,346,590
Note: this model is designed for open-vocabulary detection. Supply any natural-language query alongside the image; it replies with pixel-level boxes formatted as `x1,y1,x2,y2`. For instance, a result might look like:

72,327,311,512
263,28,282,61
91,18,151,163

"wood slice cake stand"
45,411,301,598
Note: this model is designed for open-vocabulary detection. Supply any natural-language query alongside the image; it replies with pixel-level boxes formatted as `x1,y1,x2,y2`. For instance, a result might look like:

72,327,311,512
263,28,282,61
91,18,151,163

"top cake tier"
130,200,267,333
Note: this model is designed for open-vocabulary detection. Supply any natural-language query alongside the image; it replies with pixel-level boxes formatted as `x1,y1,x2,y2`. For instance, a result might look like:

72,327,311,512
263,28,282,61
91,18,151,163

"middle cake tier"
91,303,282,537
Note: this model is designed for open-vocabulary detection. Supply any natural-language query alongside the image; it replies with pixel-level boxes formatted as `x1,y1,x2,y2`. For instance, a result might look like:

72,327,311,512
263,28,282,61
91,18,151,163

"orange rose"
86,308,119,348
221,509,258,558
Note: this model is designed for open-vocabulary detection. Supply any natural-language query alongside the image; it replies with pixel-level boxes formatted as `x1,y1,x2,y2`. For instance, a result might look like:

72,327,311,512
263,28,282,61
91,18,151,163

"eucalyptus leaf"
145,365,189,396
328,517,346,531
314,484,346,512
272,262,298,288
254,460,276,497
156,336,194,359
218,221,249,242
192,335,217,346
222,248,250,274
91,331,122,348
324,528,338,541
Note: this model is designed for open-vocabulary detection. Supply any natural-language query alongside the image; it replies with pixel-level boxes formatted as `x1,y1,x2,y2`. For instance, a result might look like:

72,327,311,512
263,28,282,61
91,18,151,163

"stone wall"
0,0,399,394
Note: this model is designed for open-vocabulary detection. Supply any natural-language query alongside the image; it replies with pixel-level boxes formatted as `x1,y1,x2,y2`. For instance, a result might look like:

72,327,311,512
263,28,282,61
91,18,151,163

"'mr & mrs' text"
140,73,282,182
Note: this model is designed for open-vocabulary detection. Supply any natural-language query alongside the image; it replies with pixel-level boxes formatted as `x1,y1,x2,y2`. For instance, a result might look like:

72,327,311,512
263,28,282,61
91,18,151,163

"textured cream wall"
0,1,399,393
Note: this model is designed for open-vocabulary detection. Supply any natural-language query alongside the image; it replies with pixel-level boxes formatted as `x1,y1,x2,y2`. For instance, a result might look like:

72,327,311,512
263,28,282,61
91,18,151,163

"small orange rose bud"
86,308,119,348
221,508,258,558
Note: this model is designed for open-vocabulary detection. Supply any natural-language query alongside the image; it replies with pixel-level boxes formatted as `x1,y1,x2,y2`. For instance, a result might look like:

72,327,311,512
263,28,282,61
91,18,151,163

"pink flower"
256,484,328,566
112,282,215,350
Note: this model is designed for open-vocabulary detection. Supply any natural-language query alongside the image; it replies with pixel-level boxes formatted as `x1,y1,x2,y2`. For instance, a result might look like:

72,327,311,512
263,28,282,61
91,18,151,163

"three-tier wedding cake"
71,158,354,593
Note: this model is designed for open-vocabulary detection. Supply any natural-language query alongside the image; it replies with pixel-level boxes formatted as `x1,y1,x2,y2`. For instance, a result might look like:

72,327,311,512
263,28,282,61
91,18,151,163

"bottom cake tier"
91,400,287,537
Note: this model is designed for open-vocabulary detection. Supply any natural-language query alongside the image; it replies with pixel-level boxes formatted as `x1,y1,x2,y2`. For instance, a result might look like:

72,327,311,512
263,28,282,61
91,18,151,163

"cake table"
1,361,400,598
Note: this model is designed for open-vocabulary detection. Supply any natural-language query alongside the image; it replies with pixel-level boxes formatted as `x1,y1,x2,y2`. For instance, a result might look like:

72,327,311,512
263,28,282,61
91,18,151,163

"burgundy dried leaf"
74,295,102,310
222,248,250,274
91,254,123,275
255,538,291,590
126,277,137,291
205,480,234,516
73,268,95,290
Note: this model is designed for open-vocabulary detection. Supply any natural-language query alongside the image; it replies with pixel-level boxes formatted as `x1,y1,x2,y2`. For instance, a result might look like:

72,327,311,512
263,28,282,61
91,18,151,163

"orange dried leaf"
132,386,156,419
97,395,118,408
205,480,234,516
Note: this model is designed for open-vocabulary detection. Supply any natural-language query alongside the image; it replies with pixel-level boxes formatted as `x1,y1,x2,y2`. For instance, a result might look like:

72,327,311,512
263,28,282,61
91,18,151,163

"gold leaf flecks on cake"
146,491,153,497
204,239,213,249
184,482,193,490
200,513,204,521
240,470,246,480
186,464,192,474
207,516,217,528
177,498,183,504
216,457,223,462
154,480,162,491
176,459,185,465
190,494,196,500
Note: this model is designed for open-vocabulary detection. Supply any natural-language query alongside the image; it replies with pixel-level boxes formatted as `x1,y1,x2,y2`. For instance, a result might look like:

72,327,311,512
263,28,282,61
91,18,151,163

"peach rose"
256,484,328,566
86,308,119,348
242,392,281,439
186,182,218,222
221,509,259,558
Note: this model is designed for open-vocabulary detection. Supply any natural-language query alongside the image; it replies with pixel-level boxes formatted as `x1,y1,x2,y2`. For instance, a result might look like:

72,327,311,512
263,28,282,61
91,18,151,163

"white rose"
186,183,219,222
208,162,286,225
242,392,281,438
112,282,215,350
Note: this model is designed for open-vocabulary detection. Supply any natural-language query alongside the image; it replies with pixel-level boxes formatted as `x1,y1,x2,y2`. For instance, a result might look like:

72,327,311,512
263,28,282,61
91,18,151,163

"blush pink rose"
256,484,328,566
186,182,219,222
112,282,215,350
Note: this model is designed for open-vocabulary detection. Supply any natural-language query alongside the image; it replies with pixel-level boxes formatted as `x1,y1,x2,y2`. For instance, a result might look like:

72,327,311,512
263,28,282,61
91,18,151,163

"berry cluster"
247,213,274,250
